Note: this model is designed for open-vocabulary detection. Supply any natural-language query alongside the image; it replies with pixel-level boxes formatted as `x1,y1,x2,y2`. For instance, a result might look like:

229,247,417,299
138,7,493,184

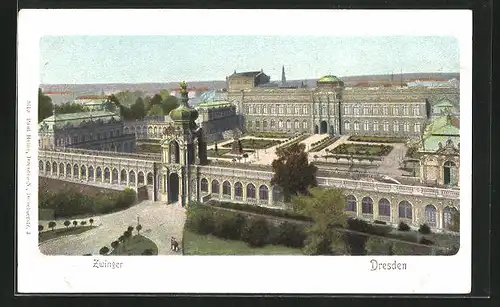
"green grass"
348,136,407,143
39,226,95,243
222,139,283,150
109,234,159,255
330,143,393,156
183,230,303,255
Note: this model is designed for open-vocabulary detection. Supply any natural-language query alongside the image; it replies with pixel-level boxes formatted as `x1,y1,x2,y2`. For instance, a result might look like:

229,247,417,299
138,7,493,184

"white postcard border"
17,9,472,294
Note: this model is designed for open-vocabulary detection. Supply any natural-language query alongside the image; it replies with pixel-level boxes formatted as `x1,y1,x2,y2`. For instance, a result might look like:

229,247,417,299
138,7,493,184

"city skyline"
40,36,460,84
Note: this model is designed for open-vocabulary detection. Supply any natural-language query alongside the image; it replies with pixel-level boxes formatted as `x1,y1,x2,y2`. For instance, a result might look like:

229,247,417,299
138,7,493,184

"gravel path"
39,201,186,256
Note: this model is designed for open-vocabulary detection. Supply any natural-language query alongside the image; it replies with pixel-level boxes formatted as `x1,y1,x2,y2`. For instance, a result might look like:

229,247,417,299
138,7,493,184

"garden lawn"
39,226,95,243
330,143,393,156
183,231,303,255
348,136,407,143
110,234,158,255
222,139,282,150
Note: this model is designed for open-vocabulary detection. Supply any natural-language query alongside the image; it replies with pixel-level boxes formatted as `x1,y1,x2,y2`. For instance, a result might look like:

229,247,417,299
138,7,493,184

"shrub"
72,221,78,227
89,218,94,226
343,232,368,255
208,200,312,222
418,224,432,234
275,222,307,248
373,220,387,225
398,222,411,231
346,218,391,237
111,241,119,249
38,225,44,232
212,211,246,240
63,220,71,228
99,246,109,255
242,217,270,248
185,206,215,235
48,221,56,231
81,221,87,226
142,249,154,255
419,237,434,245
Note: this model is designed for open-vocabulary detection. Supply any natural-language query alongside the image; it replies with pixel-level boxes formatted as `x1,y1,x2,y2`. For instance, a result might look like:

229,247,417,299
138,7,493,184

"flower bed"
348,136,407,143
330,143,393,156
247,132,294,138
309,136,341,152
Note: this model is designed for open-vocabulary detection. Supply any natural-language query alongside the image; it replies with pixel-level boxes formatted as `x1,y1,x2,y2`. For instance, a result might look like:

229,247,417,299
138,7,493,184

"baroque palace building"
38,81,461,232
227,67,459,138
38,109,136,152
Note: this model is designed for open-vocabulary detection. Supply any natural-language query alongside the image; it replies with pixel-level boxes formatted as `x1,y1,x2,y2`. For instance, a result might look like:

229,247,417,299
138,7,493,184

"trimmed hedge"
309,136,341,152
207,200,313,222
348,136,407,143
241,217,270,247
398,222,411,231
39,187,137,218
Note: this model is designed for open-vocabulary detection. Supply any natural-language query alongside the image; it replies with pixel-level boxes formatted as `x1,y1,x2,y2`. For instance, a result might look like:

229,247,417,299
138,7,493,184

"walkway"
299,134,330,152
39,201,186,255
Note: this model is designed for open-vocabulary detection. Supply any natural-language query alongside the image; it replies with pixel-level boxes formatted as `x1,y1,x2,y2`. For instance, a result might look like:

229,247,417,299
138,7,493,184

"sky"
40,36,459,84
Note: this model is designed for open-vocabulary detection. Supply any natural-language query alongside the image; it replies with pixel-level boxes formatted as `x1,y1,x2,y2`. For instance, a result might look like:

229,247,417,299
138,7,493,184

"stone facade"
226,69,459,138
38,111,136,153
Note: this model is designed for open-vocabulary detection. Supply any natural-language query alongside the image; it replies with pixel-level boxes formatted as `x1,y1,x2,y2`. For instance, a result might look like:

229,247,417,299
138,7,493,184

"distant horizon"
40,71,460,86
40,36,460,84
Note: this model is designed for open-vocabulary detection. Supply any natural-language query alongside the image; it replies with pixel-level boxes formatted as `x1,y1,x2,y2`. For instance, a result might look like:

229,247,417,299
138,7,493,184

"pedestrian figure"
171,236,179,252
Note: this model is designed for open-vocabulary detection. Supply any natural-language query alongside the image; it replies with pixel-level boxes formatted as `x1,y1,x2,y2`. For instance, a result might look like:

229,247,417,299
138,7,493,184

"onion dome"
169,81,199,123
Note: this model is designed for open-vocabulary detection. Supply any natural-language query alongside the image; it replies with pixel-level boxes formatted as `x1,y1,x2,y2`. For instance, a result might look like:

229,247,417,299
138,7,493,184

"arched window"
425,204,437,227
393,121,399,132
414,122,421,133
344,121,351,131
73,164,79,178
169,141,180,164
120,169,127,184
138,171,145,184
59,163,64,176
211,180,220,194
272,185,283,202
398,201,412,220
383,121,389,132
373,121,379,132
443,161,457,185
39,160,44,171
200,178,209,192
234,182,243,197
147,172,153,185
88,166,94,179
353,121,360,131
52,162,57,174
112,168,119,183
222,181,231,196
278,119,284,128
345,195,357,212
246,183,256,199
378,198,391,217
270,120,276,129
259,185,269,200
404,122,410,132
46,161,51,173
66,163,71,177
443,206,458,230
80,165,87,178
303,120,308,129
363,121,369,131
361,197,373,214
129,170,135,185
104,168,110,182
294,120,300,129
286,120,291,129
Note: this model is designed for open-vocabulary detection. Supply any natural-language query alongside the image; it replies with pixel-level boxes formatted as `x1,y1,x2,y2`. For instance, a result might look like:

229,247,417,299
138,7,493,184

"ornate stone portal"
159,81,207,206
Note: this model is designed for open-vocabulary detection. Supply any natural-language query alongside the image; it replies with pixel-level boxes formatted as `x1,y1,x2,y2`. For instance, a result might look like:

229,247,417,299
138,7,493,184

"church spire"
281,65,286,84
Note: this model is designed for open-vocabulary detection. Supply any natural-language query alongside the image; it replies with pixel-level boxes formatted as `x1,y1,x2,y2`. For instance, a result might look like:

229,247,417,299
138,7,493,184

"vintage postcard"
17,9,472,293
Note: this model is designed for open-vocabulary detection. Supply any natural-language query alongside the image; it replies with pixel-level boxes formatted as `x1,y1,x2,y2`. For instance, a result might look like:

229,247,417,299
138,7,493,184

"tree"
292,187,348,255
89,218,94,226
73,221,78,227
118,235,125,244
242,153,248,163
111,241,119,250
54,102,87,114
81,221,87,226
64,220,71,228
124,230,132,242
147,104,164,116
48,221,56,231
162,95,179,115
38,225,44,232
149,94,163,108
130,97,146,119
99,246,109,255
313,155,318,161
136,224,142,235
127,226,134,233
271,142,318,202
38,88,54,122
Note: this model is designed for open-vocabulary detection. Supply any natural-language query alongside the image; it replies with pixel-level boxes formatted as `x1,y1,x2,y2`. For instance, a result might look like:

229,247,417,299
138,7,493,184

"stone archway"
168,172,180,204
320,121,328,134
